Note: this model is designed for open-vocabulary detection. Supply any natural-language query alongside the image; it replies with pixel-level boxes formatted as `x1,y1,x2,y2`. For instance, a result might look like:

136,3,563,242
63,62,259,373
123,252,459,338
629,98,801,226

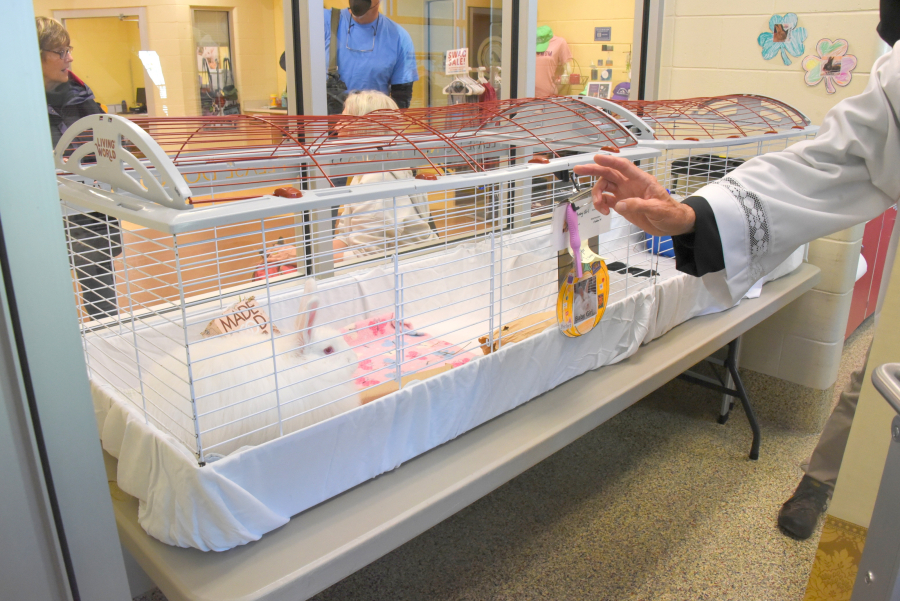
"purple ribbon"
565,203,582,278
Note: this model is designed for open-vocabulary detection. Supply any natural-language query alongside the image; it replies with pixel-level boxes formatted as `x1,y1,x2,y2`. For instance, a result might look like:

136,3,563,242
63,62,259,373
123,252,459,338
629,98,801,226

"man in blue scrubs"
325,0,419,110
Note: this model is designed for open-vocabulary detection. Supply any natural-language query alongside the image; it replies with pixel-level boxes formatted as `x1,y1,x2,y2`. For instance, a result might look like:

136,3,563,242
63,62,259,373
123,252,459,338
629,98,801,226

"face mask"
349,0,372,17
878,0,900,46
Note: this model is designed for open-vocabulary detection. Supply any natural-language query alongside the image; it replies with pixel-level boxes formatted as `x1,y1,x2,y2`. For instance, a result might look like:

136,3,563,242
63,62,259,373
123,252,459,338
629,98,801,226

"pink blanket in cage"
341,313,479,388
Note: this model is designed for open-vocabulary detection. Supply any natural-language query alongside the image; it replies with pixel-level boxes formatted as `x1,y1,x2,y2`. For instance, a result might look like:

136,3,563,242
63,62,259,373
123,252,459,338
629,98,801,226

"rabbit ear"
296,297,320,348
296,280,320,348
305,296,320,329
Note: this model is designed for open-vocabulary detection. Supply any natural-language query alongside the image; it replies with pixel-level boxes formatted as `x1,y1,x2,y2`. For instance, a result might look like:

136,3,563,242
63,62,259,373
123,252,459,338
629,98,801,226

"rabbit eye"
324,346,334,355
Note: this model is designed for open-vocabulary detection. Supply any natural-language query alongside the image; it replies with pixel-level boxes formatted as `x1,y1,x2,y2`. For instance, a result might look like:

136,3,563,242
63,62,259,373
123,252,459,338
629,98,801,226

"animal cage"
56,97,804,551
582,94,818,194
578,94,819,256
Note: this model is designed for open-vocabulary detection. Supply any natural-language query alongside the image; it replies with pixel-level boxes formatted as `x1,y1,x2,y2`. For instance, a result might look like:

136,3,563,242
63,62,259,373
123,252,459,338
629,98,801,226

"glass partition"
194,9,237,117
535,0,636,100
57,15,145,114
33,1,288,118
323,0,502,109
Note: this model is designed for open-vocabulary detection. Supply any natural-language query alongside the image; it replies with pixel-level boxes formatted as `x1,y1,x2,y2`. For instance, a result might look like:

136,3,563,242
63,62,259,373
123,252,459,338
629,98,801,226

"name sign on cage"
200,296,279,338
557,260,609,336
52,95,815,551
552,186,611,337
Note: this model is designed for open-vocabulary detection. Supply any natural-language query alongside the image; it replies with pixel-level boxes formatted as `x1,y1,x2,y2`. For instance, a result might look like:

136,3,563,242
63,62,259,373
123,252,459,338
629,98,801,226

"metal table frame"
679,336,761,459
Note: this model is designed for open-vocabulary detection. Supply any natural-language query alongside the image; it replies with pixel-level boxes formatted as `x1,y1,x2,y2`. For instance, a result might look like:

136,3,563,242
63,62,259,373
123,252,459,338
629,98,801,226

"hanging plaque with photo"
557,259,609,337
553,197,610,338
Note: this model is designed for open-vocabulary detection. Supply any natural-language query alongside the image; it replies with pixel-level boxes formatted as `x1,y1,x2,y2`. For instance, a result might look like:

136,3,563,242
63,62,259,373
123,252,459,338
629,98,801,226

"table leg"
725,337,760,460
677,336,760,460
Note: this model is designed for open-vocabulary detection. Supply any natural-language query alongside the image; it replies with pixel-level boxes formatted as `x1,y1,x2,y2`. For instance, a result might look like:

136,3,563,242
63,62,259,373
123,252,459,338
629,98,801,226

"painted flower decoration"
758,13,807,65
803,38,857,94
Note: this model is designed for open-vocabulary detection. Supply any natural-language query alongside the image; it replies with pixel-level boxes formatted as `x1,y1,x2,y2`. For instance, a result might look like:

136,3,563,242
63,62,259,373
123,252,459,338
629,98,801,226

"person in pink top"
535,25,573,97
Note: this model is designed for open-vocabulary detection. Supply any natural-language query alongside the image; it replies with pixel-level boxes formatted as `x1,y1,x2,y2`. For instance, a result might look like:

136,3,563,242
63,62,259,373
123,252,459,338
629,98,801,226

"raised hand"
573,155,696,237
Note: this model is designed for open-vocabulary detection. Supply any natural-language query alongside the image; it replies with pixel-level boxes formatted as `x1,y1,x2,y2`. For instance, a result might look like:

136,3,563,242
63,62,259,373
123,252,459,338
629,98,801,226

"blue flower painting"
758,13,807,66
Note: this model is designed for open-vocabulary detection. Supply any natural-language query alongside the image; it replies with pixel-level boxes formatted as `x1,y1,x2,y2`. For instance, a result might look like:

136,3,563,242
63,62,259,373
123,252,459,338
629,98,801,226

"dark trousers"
67,212,122,319
804,343,872,490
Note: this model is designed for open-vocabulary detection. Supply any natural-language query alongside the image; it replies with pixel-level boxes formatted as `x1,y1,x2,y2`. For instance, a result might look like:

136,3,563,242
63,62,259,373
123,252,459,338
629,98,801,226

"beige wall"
34,0,285,117
659,0,882,124
741,224,864,390
65,17,143,108
830,238,900,528
537,0,635,95
661,2,884,401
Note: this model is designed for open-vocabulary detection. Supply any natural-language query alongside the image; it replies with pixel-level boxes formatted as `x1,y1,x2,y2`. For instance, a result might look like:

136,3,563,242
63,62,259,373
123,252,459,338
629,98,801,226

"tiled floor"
135,318,874,601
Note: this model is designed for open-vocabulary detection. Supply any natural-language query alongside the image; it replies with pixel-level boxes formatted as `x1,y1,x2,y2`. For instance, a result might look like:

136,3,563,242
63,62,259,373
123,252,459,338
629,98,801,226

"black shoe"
778,475,831,539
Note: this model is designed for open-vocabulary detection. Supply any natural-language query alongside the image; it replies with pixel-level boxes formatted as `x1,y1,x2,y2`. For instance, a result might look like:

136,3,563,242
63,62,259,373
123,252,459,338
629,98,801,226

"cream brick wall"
64,17,144,108
659,1,882,124
807,235,866,293
659,3,881,390
741,227,863,389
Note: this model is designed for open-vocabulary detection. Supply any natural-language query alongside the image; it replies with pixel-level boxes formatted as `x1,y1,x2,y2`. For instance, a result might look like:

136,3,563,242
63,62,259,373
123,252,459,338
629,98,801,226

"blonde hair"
342,91,420,191
342,90,398,117
36,17,69,52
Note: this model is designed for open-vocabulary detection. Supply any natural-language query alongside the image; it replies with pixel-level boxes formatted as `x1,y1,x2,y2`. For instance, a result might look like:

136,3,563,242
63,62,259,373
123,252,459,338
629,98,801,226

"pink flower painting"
802,38,857,94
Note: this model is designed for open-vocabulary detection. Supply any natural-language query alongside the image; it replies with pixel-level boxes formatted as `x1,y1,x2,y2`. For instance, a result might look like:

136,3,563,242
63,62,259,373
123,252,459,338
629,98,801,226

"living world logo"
96,137,117,162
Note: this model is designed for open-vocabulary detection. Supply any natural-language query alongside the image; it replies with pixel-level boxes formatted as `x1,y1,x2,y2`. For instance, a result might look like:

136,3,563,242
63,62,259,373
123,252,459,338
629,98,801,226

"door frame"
2,3,132,599
425,0,455,107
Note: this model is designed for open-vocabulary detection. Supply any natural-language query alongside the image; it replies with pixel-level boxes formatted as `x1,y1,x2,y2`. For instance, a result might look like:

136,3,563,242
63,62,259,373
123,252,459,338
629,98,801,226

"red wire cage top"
60,97,637,204
611,94,811,140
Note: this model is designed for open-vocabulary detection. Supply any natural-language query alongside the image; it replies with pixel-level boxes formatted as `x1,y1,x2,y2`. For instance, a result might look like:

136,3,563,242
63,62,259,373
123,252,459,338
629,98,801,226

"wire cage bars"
612,94,811,140
57,98,670,463
59,96,637,202
592,94,818,196
578,94,819,257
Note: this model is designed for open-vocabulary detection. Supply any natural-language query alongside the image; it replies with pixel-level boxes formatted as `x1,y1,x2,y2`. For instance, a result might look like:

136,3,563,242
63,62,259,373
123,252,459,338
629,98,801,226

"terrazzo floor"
134,317,874,601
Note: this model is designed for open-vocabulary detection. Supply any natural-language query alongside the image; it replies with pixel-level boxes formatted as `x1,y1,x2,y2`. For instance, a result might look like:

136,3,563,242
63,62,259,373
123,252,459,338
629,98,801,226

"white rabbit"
134,279,361,459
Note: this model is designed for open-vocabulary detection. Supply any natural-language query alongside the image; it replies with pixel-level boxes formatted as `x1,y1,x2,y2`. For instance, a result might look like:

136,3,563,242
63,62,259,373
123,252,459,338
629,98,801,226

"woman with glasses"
323,0,419,110
36,16,121,321
36,17,103,147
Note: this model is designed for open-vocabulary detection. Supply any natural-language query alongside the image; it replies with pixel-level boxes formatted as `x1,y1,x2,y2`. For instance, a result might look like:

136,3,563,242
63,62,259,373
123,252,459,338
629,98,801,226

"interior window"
35,1,289,118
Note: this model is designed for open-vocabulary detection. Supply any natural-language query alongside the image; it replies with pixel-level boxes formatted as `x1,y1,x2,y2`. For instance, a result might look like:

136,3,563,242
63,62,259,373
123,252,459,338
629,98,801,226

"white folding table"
112,263,821,601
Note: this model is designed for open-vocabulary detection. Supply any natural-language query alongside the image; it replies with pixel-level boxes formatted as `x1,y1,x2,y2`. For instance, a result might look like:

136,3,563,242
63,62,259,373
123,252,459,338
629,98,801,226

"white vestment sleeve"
692,42,900,305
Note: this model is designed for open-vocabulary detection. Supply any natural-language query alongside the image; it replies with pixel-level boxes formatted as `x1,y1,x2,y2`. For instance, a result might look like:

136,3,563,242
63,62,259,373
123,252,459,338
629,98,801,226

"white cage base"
90,244,804,551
